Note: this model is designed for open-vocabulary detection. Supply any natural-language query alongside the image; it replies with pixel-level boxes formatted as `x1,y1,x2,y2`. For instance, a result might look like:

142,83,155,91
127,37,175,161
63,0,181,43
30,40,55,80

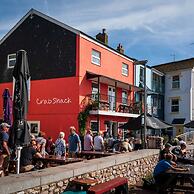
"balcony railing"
86,93,142,114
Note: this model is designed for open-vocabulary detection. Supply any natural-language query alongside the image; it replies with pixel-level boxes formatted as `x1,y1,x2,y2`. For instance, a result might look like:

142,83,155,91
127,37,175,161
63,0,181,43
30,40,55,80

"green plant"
78,101,98,135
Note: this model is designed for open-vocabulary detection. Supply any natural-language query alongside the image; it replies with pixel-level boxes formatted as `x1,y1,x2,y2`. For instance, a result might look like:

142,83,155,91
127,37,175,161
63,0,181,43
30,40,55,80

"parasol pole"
16,146,22,174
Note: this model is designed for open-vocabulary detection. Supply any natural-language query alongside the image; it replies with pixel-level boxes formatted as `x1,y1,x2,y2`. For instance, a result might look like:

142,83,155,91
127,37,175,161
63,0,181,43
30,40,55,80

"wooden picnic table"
177,156,194,165
72,178,98,190
164,164,194,192
33,155,83,167
78,151,117,159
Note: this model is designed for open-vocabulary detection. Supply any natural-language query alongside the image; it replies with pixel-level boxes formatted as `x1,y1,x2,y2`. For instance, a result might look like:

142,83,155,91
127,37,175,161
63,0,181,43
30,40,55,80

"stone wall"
0,149,159,194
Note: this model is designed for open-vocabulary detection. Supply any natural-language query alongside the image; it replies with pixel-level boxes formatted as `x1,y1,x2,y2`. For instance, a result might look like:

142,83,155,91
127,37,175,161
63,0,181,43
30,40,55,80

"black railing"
86,93,142,114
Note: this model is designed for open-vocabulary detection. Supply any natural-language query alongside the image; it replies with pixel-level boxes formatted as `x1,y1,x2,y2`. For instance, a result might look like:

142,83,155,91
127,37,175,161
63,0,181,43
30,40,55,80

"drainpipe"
97,76,100,131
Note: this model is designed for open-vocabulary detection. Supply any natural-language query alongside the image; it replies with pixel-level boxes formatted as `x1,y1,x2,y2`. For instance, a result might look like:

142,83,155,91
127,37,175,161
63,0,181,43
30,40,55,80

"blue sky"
0,0,194,66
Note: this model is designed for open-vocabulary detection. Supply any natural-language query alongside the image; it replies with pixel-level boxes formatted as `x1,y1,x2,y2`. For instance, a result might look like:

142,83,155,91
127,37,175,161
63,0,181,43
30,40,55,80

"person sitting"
20,140,42,173
94,132,104,151
172,142,187,157
0,123,11,176
133,137,142,150
36,131,47,156
46,137,55,155
84,129,93,151
159,143,177,161
153,153,189,193
177,137,186,145
119,138,133,152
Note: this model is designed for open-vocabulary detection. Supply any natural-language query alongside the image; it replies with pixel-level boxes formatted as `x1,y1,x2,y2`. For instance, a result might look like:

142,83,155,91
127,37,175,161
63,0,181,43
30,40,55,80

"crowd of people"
0,122,142,176
0,124,83,176
152,137,194,193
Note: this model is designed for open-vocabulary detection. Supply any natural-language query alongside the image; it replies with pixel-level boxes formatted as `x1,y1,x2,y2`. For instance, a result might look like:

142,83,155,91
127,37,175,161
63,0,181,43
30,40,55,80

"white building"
154,58,194,137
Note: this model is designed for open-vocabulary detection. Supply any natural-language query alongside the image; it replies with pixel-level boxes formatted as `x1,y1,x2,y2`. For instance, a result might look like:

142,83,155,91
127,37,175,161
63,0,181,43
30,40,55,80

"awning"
119,114,172,130
184,121,194,128
172,118,185,125
86,71,142,92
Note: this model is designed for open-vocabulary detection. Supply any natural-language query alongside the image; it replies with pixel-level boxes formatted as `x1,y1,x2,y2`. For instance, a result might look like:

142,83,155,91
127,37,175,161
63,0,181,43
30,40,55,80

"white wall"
165,69,192,135
191,69,194,120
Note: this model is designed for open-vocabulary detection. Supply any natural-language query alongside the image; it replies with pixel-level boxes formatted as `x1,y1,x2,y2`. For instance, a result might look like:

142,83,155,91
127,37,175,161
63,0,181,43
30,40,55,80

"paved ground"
128,184,194,194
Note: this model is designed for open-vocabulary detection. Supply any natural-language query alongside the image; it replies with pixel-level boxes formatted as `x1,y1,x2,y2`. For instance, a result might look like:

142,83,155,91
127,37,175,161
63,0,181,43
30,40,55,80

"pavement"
128,185,194,194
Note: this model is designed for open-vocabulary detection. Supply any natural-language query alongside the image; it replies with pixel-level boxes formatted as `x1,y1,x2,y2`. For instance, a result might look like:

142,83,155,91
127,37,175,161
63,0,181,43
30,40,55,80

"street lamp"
134,60,148,149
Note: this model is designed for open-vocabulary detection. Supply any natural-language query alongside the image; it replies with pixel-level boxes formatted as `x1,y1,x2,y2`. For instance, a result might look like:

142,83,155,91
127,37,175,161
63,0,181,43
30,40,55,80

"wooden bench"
88,177,128,194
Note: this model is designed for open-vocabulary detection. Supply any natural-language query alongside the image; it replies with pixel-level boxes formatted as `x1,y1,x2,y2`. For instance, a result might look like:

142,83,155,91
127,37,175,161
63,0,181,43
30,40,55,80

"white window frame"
140,66,144,82
122,63,128,76
91,49,101,66
7,53,16,68
122,90,128,105
91,82,99,101
171,98,179,113
172,75,180,89
27,121,40,136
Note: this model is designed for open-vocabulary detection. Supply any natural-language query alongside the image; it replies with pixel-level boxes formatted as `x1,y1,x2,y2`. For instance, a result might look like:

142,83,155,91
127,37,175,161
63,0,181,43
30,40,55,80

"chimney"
116,43,124,54
96,29,108,45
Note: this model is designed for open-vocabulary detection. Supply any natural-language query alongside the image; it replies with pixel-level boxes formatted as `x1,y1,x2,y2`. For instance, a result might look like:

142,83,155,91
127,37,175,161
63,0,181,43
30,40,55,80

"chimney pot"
96,29,108,45
117,43,124,54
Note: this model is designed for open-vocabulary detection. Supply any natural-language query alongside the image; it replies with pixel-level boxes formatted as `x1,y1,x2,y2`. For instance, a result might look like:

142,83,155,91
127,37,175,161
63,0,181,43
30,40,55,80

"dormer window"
7,53,16,68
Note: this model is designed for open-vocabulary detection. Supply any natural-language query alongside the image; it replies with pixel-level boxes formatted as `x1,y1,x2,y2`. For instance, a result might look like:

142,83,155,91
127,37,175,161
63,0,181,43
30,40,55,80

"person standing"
94,132,104,151
55,132,66,157
0,123,11,176
68,126,81,158
84,129,93,151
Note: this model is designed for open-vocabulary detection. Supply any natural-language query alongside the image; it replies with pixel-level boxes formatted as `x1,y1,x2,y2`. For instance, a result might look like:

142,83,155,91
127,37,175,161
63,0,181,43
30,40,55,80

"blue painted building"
134,64,164,120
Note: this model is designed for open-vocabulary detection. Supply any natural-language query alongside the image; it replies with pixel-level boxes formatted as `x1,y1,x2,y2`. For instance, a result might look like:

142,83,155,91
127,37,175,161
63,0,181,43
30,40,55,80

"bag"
142,177,156,190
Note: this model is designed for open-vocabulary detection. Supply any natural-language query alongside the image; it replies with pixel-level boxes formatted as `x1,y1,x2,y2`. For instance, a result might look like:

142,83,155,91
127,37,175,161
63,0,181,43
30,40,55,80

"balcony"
85,93,142,115
152,80,164,94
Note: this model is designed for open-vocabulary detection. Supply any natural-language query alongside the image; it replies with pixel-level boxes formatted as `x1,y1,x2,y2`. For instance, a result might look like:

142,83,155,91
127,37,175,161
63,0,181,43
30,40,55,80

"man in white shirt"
94,132,104,151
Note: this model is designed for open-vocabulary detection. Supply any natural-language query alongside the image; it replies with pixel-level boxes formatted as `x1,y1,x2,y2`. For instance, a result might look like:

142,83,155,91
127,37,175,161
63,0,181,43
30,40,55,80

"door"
108,86,115,111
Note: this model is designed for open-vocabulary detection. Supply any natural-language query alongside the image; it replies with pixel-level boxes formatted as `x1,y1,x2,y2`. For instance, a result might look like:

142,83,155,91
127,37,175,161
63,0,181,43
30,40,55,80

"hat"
1,123,10,128
165,143,172,148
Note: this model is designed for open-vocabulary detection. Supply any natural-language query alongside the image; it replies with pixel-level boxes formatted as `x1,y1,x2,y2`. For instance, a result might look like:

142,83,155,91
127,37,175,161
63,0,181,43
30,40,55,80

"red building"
0,9,141,141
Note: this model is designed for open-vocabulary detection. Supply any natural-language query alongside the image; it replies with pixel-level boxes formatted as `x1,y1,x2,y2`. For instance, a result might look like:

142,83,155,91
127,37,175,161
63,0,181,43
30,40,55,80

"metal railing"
87,93,143,114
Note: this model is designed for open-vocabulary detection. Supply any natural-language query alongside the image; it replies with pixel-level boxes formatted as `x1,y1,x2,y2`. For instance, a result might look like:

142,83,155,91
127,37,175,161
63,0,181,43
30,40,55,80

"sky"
0,0,194,66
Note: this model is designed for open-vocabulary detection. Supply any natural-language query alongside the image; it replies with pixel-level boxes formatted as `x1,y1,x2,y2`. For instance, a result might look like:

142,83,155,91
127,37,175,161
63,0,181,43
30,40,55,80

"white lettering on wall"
36,97,72,105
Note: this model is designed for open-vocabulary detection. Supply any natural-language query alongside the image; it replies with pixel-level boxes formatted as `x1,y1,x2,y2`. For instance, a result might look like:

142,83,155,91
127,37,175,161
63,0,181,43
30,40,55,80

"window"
27,121,40,136
172,75,180,89
92,82,99,100
92,50,101,65
140,66,144,82
90,121,99,135
122,90,128,104
122,63,128,76
171,99,179,113
7,53,16,68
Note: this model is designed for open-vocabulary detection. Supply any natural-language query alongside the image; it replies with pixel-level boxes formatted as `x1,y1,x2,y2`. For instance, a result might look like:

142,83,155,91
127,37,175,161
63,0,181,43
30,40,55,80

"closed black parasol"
11,50,31,146
119,114,172,130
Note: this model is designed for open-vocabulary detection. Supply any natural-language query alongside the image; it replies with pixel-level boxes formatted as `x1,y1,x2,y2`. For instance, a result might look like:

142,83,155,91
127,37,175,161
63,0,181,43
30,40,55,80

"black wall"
0,14,77,83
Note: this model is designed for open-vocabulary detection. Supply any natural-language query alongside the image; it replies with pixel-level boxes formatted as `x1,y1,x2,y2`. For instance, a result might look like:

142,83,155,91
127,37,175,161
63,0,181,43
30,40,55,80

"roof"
0,8,136,62
172,118,186,125
153,58,194,73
